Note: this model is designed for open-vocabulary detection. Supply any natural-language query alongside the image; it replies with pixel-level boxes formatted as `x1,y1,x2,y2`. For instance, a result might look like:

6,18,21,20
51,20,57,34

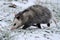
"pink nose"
11,27,16,30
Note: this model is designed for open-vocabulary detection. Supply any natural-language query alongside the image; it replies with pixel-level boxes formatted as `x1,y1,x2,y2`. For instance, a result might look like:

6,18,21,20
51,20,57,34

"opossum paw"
47,23,50,27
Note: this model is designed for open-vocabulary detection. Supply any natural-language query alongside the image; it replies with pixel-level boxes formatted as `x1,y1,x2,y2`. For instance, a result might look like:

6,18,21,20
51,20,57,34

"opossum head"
13,9,29,28
12,12,24,28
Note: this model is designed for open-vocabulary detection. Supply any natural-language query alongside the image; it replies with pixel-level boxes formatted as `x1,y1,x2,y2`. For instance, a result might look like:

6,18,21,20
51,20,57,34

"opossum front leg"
37,23,41,29
47,23,50,27
22,24,30,29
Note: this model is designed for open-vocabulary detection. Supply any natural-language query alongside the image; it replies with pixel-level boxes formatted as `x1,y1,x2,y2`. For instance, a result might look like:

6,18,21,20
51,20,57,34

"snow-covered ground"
0,0,60,40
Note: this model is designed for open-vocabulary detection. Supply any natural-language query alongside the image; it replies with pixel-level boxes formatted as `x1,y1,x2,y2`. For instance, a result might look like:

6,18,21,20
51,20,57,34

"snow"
0,0,60,40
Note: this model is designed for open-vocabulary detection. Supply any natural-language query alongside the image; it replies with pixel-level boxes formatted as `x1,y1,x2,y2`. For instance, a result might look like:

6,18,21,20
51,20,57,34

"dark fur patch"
22,9,29,13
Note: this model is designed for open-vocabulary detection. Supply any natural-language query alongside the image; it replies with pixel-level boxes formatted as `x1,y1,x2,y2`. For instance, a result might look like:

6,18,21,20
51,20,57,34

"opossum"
11,5,52,30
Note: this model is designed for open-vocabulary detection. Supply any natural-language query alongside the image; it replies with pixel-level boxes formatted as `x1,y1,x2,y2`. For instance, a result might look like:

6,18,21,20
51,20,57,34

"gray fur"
12,5,52,29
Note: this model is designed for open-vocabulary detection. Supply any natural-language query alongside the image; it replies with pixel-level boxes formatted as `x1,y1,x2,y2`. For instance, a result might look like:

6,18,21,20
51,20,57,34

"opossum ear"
15,16,20,20
15,12,23,20
15,13,20,20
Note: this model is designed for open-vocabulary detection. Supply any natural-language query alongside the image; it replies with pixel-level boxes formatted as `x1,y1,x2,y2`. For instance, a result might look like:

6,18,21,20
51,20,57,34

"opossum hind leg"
22,24,30,29
37,23,41,29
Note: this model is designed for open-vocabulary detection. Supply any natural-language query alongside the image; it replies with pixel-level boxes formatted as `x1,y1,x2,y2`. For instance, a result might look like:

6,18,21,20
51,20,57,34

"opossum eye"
13,23,16,26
